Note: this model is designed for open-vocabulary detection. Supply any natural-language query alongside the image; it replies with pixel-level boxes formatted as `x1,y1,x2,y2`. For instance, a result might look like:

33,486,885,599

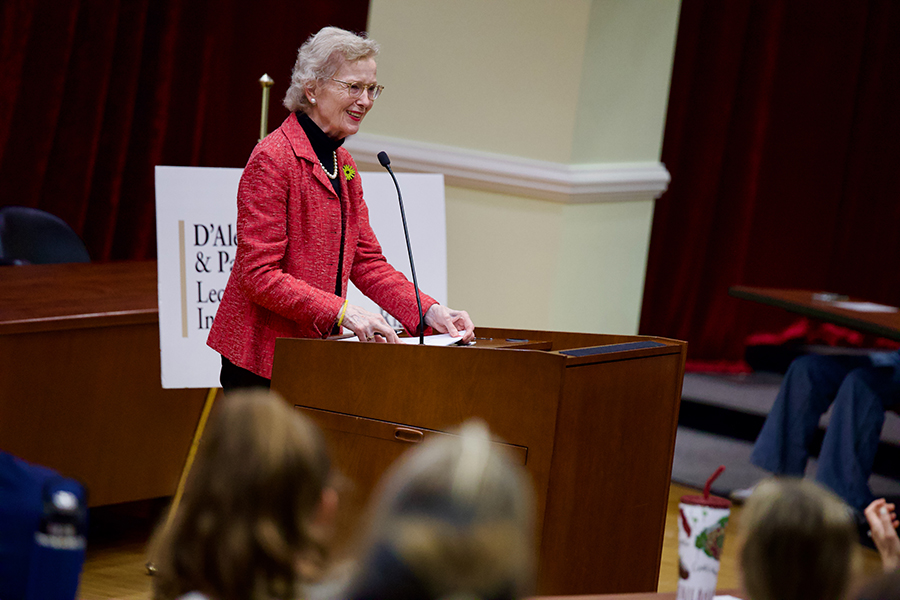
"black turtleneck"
296,111,347,313
296,111,344,199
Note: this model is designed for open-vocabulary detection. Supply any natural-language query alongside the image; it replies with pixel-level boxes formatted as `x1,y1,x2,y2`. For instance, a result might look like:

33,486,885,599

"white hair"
283,26,380,113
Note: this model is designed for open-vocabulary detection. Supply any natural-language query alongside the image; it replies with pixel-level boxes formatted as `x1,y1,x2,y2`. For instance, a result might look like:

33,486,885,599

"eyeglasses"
330,78,384,101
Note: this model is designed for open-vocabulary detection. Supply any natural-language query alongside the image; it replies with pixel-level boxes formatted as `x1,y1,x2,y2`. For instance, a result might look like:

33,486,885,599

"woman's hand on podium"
343,304,401,343
424,304,475,344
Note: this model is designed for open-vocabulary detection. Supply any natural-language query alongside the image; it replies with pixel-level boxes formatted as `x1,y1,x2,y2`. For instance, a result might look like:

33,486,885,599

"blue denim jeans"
750,353,900,510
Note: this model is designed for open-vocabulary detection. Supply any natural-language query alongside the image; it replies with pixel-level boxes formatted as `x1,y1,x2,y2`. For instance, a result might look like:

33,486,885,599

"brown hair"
740,478,857,600
150,389,331,600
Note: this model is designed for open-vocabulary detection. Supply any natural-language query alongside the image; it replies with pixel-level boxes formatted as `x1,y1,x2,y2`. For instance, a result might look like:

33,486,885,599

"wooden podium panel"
298,404,530,553
272,327,686,595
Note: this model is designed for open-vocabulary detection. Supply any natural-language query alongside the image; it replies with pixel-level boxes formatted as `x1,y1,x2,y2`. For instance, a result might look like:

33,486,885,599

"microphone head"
377,151,391,168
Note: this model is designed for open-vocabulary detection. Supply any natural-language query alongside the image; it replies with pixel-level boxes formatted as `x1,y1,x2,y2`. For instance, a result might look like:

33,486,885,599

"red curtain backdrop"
0,0,369,261
639,0,900,362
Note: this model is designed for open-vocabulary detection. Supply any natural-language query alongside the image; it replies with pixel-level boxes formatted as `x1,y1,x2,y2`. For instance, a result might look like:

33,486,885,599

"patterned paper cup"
676,493,731,600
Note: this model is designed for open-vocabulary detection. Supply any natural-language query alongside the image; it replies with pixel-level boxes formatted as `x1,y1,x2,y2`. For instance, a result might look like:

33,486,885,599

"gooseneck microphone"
377,151,425,345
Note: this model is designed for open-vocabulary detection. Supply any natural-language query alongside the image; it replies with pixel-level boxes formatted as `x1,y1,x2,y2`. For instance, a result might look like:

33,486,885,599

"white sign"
155,166,447,389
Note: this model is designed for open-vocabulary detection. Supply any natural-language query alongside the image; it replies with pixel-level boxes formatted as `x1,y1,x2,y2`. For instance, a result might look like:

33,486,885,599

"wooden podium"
271,328,686,595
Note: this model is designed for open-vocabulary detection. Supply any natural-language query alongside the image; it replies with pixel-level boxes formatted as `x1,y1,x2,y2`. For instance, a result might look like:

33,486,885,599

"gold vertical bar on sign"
179,220,188,337
259,74,274,141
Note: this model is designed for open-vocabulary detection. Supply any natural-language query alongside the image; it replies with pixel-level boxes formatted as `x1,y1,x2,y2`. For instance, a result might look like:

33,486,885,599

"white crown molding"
344,132,670,204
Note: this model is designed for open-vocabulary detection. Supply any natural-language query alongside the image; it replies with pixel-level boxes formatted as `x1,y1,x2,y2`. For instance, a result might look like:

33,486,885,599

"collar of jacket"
279,114,349,196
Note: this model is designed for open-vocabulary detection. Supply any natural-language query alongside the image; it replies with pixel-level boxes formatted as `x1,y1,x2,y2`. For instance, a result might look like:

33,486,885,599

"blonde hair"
740,478,857,600
283,26,380,113
345,420,535,600
150,389,331,600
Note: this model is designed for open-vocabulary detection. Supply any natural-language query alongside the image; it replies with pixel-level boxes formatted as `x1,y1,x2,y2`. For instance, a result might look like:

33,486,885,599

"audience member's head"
150,389,334,600
343,419,535,600
740,477,857,600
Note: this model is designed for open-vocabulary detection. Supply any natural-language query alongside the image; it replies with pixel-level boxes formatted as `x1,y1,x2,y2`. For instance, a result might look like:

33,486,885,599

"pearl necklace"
318,151,338,179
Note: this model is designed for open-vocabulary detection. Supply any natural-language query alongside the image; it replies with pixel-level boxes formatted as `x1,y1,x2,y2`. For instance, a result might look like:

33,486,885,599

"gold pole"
259,73,274,141
145,387,218,575
149,73,272,576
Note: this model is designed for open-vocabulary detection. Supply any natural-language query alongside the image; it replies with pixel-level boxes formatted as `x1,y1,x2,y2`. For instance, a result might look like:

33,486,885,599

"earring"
310,98,317,104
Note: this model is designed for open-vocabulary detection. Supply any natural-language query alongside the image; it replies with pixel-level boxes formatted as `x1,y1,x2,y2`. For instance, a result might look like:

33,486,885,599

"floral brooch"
343,165,356,181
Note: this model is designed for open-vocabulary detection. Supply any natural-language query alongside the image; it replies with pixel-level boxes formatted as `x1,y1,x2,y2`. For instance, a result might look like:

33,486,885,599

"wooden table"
729,286,900,341
0,261,207,506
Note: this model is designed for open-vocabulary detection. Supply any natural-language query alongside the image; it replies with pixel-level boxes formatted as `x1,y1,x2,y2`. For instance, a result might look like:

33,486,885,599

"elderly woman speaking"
208,26,474,391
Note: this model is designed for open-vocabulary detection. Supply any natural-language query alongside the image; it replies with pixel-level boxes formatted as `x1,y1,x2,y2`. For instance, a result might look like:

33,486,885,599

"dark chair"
0,452,87,600
0,206,90,265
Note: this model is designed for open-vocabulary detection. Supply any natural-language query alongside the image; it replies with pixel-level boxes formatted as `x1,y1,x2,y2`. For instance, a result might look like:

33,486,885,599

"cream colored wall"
551,200,656,333
365,0,681,335
364,0,592,163
572,0,683,162
444,188,563,330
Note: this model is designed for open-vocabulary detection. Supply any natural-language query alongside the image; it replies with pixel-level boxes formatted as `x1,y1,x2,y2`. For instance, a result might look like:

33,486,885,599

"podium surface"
272,328,686,595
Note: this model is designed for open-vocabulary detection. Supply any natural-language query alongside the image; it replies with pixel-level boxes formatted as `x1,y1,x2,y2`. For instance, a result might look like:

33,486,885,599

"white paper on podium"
339,333,467,346
155,166,447,389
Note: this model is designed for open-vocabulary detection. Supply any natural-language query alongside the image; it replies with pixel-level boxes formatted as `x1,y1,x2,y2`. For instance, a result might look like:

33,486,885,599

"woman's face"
306,58,377,140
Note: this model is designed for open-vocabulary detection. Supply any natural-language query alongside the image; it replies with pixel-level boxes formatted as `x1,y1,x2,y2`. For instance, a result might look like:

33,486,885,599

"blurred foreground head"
151,389,332,600
855,569,900,600
345,419,536,600
740,477,857,600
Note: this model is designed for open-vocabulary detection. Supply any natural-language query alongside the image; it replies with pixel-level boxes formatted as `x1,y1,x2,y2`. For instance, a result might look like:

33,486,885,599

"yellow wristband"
336,299,349,328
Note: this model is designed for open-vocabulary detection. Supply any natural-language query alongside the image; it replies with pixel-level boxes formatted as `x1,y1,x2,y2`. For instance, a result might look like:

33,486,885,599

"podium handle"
394,427,424,443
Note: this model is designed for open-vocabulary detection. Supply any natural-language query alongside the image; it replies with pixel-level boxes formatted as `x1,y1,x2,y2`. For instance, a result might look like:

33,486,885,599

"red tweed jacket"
207,115,437,378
